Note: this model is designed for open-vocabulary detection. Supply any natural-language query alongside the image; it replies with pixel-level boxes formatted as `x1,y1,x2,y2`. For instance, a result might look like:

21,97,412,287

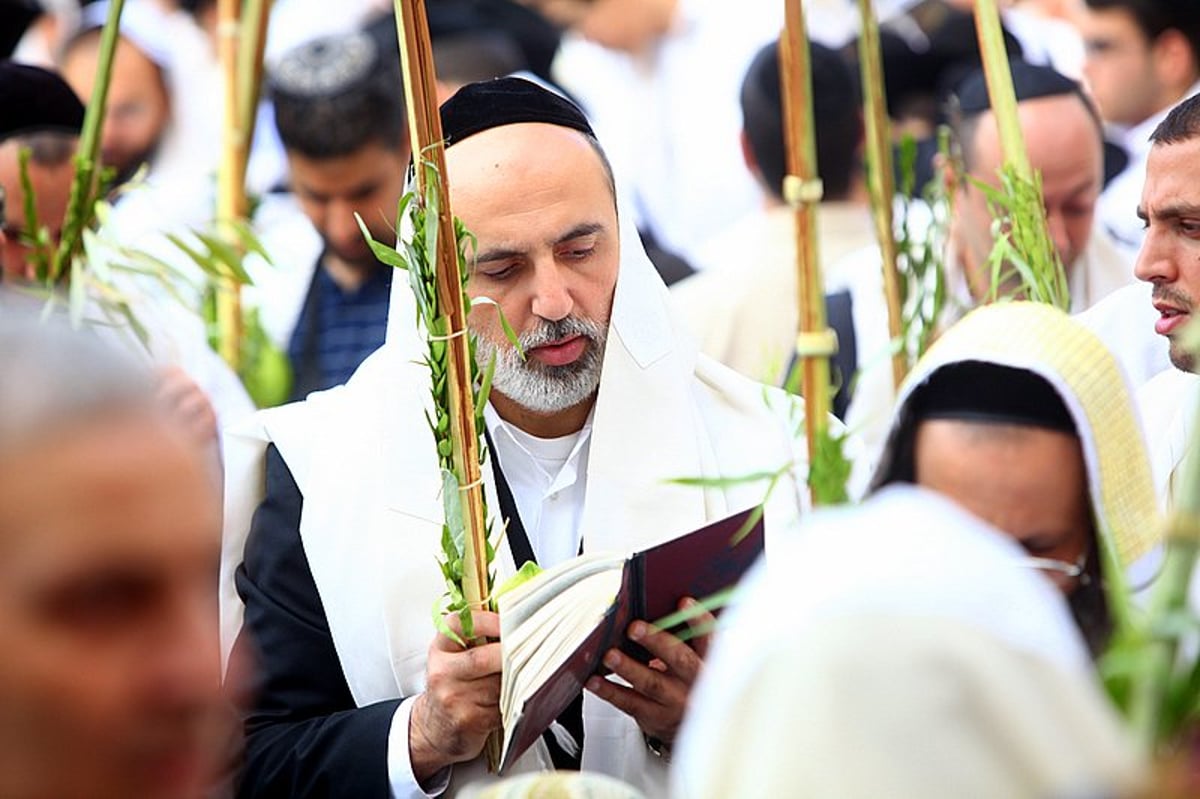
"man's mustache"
1153,285,1195,311
516,316,605,350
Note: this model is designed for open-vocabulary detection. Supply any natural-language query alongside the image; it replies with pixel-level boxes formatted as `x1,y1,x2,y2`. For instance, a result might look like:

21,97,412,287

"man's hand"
156,366,218,447
409,611,502,783
584,597,714,745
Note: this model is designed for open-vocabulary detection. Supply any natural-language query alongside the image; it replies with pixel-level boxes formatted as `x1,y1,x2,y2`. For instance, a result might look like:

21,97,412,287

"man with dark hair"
1079,0,1200,248
672,39,892,454
1130,91,1200,505
945,60,1131,316
251,31,411,400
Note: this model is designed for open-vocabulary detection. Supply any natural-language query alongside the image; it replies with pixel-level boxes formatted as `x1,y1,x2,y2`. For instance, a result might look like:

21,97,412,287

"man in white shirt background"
1077,0,1200,251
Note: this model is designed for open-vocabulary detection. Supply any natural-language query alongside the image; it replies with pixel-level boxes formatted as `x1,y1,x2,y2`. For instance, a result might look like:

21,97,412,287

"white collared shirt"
483,404,594,569
386,407,594,798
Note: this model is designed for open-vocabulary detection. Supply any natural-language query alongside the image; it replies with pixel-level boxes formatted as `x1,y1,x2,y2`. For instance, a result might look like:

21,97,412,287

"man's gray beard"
475,316,607,415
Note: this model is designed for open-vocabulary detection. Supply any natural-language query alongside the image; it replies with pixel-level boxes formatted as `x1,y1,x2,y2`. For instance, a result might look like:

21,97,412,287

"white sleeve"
388,697,452,799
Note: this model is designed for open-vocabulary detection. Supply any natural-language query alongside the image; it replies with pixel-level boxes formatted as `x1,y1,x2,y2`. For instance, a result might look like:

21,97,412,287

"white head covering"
78,0,172,70
673,485,1145,799
873,301,1161,569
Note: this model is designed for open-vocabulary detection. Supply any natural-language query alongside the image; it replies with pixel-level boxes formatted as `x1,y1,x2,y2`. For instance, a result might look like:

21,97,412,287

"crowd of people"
2,0,1199,797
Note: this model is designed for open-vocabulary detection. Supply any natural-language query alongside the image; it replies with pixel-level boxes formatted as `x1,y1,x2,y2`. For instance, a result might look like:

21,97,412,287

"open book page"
494,506,764,771
498,554,625,763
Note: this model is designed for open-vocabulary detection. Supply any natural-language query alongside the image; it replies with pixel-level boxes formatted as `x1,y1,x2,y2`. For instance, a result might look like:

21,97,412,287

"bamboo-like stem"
1128,397,1200,753
215,0,244,369
780,1,832,495
236,0,271,148
973,0,1032,182
856,0,906,389
50,0,125,282
395,0,498,769
395,0,489,622
213,0,271,371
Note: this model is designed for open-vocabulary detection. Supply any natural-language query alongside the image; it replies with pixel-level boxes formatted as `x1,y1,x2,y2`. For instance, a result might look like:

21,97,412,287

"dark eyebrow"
475,222,607,266
1140,203,1200,223
551,222,604,247
475,245,525,266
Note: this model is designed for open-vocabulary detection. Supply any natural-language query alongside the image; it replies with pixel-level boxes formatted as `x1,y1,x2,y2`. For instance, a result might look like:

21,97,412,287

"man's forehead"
971,95,1098,167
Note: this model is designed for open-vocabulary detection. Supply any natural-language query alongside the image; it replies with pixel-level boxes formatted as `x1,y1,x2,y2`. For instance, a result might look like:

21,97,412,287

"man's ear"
739,129,759,177
1153,29,1199,96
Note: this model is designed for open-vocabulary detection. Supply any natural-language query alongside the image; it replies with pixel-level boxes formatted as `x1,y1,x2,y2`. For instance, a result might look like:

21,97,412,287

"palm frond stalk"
856,0,906,388
393,0,499,767
780,2,845,505
214,0,271,370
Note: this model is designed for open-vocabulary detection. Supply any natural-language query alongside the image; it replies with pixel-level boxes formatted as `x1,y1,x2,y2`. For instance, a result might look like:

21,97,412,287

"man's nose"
1045,210,1071,265
325,201,361,249
530,262,573,321
1134,228,1177,285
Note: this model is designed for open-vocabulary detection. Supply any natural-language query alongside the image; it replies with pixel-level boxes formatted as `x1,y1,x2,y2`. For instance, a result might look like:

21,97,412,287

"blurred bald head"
0,313,225,799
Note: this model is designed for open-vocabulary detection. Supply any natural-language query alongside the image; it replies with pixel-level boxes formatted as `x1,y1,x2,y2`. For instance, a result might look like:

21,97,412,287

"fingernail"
683,598,697,609
629,622,646,641
603,651,620,669
586,677,602,693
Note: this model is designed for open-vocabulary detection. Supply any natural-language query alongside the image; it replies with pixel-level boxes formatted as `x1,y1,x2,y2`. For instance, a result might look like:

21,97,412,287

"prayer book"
496,506,765,771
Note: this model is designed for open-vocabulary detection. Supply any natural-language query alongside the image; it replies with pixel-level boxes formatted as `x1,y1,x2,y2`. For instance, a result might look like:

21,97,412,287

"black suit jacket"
232,444,400,798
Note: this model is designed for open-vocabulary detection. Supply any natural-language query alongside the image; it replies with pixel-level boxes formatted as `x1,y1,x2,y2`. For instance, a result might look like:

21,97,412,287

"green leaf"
193,231,254,284
470,296,524,357
432,598,466,648
355,213,410,270
493,561,544,605
165,233,221,277
809,427,852,506
670,468,787,489
441,469,467,558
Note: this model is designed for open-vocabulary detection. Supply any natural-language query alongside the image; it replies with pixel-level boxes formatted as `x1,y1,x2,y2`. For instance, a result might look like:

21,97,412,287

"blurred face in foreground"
446,122,620,437
1135,136,1200,373
914,419,1092,594
953,94,1103,302
0,414,224,799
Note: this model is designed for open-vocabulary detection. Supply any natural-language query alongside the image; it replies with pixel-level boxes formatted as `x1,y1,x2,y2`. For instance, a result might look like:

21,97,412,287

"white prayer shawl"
220,203,808,793
1074,282,1171,391
1137,367,1200,509
673,486,1144,799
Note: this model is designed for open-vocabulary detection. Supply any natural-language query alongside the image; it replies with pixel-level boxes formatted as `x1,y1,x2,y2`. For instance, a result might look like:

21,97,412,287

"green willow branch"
51,0,124,281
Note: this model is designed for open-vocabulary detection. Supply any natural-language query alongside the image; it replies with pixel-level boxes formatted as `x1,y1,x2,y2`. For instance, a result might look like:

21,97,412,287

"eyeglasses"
1019,549,1091,587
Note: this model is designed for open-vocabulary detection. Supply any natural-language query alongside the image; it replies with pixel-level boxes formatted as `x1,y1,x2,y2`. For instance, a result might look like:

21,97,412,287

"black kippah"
954,59,1082,116
909,361,1077,435
0,61,86,141
440,77,593,147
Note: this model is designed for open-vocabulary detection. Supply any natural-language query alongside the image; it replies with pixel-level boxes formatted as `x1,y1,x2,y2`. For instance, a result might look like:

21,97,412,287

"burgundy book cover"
499,506,765,772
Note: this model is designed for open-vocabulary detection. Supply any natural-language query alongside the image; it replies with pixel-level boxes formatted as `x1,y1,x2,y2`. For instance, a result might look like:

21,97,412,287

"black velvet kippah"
0,61,86,141
909,361,1077,435
954,59,1082,116
440,76,593,147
